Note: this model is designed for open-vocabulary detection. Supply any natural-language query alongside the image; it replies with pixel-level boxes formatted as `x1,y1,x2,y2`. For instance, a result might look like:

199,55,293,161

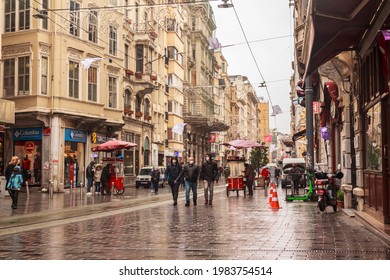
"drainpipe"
305,75,314,170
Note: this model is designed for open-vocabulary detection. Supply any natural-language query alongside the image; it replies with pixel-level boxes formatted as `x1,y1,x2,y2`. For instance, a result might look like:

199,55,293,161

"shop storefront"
64,128,86,188
12,127,42,185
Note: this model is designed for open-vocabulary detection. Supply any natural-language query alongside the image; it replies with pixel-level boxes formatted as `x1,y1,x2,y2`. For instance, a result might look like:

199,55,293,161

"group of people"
165,153,219,206
85,161,113,195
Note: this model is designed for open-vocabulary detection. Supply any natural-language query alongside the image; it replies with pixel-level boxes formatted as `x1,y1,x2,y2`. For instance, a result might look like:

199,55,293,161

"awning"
303,0,384,77
293,129,306,142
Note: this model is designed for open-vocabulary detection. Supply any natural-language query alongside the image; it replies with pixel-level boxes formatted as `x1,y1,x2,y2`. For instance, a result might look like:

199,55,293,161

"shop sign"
65,128,86,143
12,127,42,141
91,132,108,144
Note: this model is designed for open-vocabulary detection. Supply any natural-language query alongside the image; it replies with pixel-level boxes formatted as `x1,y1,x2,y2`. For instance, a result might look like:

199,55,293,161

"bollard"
49,180,54,198
0,176,7,198
26,181,29,198
80,182,83,199
111,182,114,198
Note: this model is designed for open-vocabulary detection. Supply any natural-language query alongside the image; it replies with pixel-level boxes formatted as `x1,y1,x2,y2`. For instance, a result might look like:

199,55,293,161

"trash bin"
0,176,8,198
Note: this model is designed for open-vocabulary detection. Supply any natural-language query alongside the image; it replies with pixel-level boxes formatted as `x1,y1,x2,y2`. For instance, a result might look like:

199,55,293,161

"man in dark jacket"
176,157,200,206
101,163,111,195
244,163,255,196
150,167,160,193
165,157,182,205
200,153,218,205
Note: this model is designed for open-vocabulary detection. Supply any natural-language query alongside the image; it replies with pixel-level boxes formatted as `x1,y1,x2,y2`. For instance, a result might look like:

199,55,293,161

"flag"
80,57,103,70
209,134,216,143
208,37,222,50
381,30,390,41
264,135,272,142
172,123,186,135
271,105,283,116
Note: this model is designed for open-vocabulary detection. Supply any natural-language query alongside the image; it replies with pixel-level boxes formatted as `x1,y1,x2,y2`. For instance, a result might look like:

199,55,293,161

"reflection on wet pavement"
0,185,390,260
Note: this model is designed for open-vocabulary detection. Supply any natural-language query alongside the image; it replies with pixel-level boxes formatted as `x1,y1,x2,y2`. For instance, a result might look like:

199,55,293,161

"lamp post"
305,75,314,171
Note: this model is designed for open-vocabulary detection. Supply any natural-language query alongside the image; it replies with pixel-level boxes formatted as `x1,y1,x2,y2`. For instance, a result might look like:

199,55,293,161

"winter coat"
7,169,23,191
200,160,218,181
244,164,256,181
94,164,102,183
178,164,200,183
165,163,182,182
86,161,95,178
101,164,111,183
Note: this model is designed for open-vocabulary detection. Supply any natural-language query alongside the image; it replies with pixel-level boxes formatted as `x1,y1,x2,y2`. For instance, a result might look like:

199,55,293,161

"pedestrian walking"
94,163,102,194
5,156,19,189
7,165,23,209
86,161,95,195
150,167,160,193
290,163,302,195
261,167,271,187
243,162,255,196
21,155,31,185
200,153,218,205
165,157,182,206
274,166,281,186
33,152,41,185
223,165,230,183
176,157,200,206
101,163,111,195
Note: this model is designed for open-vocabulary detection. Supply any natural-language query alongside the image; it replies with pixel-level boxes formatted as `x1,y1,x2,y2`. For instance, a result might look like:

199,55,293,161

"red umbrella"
92,139,137,152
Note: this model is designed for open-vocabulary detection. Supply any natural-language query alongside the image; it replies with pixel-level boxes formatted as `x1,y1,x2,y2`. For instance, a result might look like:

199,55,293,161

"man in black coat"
101,163,111,195
200,153,218,205
165,157,182,205
176,157,200,206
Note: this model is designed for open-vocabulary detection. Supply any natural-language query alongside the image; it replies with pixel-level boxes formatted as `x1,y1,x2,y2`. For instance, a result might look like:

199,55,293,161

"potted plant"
135,72,143,79
135,111,143,118
336,190,344,208
126,69,134,75
150,75,157,81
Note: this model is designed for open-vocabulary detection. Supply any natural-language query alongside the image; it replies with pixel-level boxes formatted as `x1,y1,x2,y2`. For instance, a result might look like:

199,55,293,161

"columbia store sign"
12,128,42,141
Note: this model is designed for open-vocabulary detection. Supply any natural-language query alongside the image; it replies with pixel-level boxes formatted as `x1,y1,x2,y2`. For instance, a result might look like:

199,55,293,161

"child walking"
7,165,24,209
94,163,102,194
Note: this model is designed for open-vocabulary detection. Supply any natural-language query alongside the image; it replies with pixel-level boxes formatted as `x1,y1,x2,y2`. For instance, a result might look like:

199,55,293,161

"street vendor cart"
225,156,246,197
102,157,125,195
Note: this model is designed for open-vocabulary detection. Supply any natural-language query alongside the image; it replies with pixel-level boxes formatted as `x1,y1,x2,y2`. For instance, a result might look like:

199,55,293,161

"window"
124,89,131,107
68,61,79,98
144,99,151,116
41,0,48,29
136,45,144,73
18,56,30,95
124,44,129,70
88,11,98,43
167,74,183,91
145,47,153,74
41,57,48,95
70,1,80,36
109,26,117,56
168,46,183,65
88,66,98,101
108,76,117,108
5,0,16,32
365,103,382,171
3,59,15,97
19,0,30,30
4,0,31,32
135,95,142,112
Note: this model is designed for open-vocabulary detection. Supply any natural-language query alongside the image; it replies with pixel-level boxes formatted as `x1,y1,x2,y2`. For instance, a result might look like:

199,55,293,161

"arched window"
135,94,142,112
124,89,131,108
144,98,151,116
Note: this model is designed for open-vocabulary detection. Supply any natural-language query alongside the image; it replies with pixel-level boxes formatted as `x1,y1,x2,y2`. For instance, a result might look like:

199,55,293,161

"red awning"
304,0,385,77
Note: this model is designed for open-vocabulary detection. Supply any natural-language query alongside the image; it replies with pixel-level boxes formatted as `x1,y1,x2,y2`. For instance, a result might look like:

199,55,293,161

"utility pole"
305,75,314,170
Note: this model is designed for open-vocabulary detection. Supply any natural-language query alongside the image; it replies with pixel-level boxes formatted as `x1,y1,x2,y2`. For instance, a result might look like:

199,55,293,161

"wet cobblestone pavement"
0,184,390,260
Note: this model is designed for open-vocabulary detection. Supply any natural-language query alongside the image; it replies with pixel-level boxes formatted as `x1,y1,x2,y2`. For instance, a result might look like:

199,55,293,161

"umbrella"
92,139,137,152
222,139,264,149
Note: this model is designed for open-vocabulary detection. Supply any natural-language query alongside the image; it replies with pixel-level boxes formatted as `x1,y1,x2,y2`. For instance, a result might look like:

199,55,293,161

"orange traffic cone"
270,184,281,210
268,182,275,203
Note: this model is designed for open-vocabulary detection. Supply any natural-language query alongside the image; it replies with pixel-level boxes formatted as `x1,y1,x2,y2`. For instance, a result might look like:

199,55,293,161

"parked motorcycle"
314,171,344,212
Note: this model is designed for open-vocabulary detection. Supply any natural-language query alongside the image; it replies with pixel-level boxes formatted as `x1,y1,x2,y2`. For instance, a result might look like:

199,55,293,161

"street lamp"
218,0,234,8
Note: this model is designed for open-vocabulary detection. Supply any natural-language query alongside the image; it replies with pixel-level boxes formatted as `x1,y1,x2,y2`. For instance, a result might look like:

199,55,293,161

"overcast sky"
210,0,294,134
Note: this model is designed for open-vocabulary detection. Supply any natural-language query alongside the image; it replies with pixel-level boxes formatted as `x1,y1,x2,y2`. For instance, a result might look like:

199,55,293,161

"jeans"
87,177,93,192
203,180,215,202
95,182,101,192
185,180,197,204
